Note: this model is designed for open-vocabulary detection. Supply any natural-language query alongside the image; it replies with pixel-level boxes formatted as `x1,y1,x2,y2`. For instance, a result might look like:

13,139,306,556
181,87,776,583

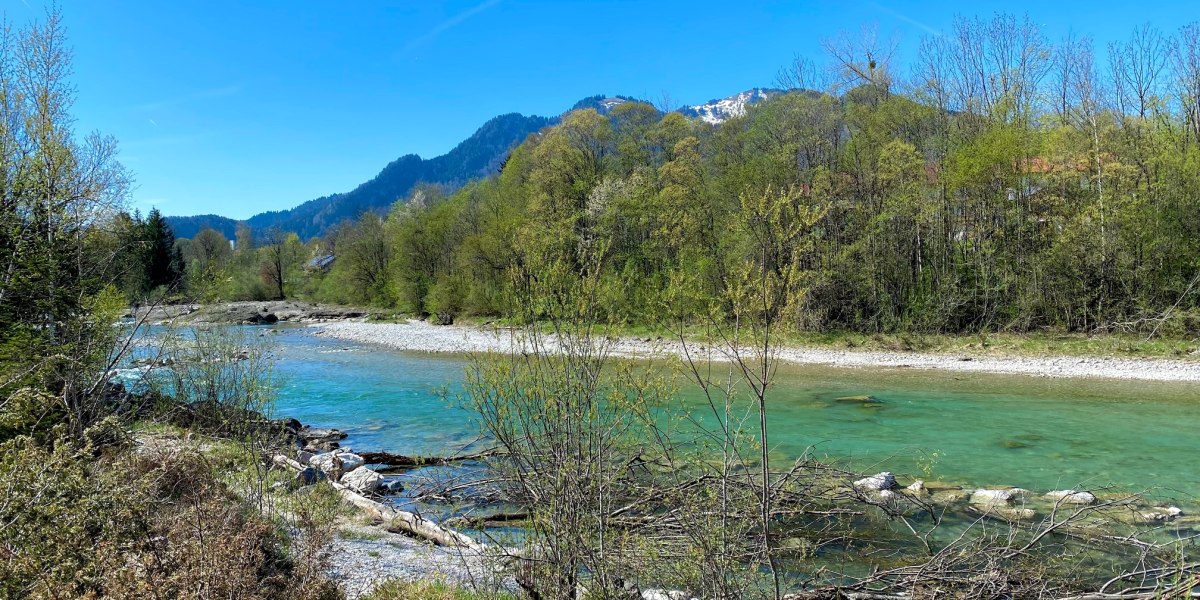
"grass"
362,578,517,600
456,315,1200,360
339,526,387,541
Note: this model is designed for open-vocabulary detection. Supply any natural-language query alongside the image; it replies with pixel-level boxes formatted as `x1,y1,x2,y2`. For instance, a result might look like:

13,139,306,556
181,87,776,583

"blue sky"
7,0,1196,219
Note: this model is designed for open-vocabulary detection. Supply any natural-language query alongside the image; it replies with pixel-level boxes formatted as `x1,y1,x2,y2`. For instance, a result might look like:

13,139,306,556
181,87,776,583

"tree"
140,208,184,294
0,8,131,439
258,229,303,299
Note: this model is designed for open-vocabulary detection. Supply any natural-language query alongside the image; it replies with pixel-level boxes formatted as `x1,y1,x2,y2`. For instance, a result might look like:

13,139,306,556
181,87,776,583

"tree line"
167,15,1200,336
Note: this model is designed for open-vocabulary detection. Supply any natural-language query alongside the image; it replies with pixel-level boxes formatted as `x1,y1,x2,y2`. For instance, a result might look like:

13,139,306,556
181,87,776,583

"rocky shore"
312,320,1200,382
132,300,373,326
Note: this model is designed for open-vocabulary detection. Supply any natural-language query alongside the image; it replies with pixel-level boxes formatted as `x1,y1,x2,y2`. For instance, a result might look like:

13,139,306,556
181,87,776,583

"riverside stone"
854,472,897,491
1045,490,1096,505
970,488,1028,505
310,451,365,479
295,466,327,486
341,466,383,494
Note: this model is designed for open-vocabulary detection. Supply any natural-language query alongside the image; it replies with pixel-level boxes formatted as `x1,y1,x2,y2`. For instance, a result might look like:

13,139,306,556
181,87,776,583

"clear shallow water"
266,325,1200,501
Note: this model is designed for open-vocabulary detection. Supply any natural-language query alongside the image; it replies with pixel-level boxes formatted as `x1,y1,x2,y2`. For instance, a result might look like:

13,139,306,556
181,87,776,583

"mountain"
569,94,646,115
679,88,781,125
166,112,552,240
166,89,777,241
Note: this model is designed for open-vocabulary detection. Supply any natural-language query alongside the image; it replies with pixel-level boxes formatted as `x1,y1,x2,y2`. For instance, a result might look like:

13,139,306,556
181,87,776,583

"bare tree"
821,24,898,97
1109,23,1171,119
1173,22,1200,143
775,53,829,93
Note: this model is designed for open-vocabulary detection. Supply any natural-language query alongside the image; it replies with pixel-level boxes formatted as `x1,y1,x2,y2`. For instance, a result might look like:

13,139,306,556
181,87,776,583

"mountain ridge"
165,88,774,241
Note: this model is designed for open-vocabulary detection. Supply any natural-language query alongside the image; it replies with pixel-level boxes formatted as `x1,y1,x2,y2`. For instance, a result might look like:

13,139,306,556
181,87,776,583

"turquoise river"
266,325,1200,502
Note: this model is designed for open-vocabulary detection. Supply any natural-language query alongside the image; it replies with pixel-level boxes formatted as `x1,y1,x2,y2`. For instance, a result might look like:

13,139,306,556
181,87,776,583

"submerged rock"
1045,490,1097,505
834,395,877,403
931,490,969,506
379,479,406,494
976,504,1038,521
1113,508,1181,525
854,472,897,491
970,488,1029,506
299,426,347,442
341,466,383,494
834,395,884,408
905,480,928,495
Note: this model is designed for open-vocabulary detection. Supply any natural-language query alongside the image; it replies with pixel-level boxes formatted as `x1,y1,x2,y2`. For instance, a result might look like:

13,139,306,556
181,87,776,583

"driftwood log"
361,448,501,470
272,454,483,550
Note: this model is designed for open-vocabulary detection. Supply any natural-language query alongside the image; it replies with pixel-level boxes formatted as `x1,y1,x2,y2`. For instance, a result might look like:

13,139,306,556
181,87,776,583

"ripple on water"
269,325,1200,502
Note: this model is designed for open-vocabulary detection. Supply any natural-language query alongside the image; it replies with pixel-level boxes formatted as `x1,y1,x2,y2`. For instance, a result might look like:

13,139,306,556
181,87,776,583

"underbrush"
0,426,340,599
362,578,517,600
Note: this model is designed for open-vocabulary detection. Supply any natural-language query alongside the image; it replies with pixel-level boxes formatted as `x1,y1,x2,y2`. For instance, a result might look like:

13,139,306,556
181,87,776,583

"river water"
266,325,1200,502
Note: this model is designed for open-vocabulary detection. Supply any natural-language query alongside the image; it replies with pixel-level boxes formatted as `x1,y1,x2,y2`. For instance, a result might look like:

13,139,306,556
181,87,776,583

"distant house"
304,254,335,273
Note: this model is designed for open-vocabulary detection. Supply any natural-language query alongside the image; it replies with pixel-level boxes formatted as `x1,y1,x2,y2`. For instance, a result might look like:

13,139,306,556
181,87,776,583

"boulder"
853,472,897,491
294,466,327,487
1045,490,1096,505
296,450,315,465
931,490,969,506
341,466,383,494
306,439,340,452
1113,509,1179,525
834,395,884,409
982,505,1038,521
434,312,454,326
905,480,927,495
379,479,406,494
309,451,365,480
970,488,1028,506
299,426,347,442
1165,506,1184,517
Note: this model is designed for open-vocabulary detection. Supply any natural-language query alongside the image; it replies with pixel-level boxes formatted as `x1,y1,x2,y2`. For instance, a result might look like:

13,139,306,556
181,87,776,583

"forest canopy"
172,15,1200,336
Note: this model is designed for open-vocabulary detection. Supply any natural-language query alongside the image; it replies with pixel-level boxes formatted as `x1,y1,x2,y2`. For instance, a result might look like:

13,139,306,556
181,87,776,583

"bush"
0,434,338,599
363,578,515,600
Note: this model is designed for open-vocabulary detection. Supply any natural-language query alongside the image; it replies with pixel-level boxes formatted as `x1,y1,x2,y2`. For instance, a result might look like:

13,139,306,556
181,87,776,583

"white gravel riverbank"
329,524,516,599
310,320,1200,383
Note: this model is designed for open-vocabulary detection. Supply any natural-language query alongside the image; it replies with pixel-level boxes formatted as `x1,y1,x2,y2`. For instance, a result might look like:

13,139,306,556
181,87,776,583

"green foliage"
363,578,516,600
0,435,337,599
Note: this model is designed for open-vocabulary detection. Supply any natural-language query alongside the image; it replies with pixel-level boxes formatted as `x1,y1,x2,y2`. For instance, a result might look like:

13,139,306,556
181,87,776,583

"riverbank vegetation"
450,222,1198,599
3,5,1198,600
170,16,1200,342
0,10,342,598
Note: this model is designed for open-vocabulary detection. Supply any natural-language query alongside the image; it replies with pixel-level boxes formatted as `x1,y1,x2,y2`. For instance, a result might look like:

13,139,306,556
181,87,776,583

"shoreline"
311,319,1200,383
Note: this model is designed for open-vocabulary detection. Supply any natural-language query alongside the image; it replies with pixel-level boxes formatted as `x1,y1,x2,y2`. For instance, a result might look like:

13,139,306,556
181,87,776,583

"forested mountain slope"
166,112,553,240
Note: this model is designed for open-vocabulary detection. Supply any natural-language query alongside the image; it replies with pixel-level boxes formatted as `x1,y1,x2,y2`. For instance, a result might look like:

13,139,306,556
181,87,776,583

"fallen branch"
272,454,482,550
363,448,502,470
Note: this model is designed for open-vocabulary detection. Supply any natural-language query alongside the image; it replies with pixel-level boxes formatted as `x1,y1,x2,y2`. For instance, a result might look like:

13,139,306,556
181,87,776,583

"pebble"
311,322,1200,382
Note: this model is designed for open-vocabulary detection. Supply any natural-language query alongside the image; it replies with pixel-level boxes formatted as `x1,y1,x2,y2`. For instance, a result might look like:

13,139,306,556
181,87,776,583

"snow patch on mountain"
681,88,780,124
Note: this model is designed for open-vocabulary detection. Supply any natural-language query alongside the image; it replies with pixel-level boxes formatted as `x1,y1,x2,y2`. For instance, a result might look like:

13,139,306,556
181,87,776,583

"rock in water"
970,488,1029,506
854,472,897,491
379,479,405,494
299,426,347,442
1045,490,1096,505
834,395,880,403
341,466,383,494
309,451,365,480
